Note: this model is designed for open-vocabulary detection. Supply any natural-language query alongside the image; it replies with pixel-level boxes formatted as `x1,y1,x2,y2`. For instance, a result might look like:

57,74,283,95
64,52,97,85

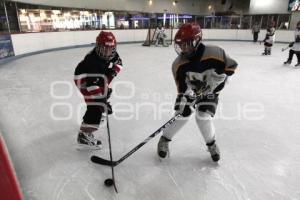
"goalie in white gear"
157,23,238,162
155,24,168,47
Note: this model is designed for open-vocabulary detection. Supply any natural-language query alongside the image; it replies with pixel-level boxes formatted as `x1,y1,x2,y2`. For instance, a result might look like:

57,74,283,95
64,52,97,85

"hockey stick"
91,113,181,166
281,46,290,52
105,105,118,192
91,96,200,167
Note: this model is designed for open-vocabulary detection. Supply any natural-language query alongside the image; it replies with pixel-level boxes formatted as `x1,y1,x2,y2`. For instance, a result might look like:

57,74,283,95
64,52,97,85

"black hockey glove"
174,94,194,117
105,68,117,78
289,42,295,47
103,88,113,114
106,101,113,115
107,88,112,99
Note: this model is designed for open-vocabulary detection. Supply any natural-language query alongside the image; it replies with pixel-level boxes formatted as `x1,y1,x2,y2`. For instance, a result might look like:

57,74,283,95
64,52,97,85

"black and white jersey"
172,43,237,96
264,27,275,45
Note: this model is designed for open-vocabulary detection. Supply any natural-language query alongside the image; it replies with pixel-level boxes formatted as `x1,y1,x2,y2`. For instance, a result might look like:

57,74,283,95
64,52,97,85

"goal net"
142,27,173,46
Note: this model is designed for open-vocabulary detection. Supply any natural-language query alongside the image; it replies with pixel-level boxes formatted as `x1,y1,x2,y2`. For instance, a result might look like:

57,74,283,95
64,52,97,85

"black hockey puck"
104,178,114,187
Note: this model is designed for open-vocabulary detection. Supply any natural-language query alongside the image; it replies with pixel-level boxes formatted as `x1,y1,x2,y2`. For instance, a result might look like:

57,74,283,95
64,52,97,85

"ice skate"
206,140,220,162
162,41,169,47
157,136,171,160
261,50,268,56
283,60,291,65
77,131,102,150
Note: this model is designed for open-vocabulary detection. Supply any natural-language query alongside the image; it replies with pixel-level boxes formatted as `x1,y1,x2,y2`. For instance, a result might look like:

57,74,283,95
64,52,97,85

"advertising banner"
0,34,14,60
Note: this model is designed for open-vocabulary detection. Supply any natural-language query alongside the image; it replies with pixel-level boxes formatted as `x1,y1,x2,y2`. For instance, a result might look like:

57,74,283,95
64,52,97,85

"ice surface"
0,42,299,200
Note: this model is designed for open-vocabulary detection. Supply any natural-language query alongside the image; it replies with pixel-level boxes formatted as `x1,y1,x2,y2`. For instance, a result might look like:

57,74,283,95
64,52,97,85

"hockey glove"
174,94,194,117
289,42,294,47
103,89,113,114
106,101,113,115
107,88,112,99
105,68,117,78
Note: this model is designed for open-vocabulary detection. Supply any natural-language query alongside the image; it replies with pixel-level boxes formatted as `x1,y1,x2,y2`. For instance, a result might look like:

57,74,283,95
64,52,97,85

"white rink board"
11,29,295,56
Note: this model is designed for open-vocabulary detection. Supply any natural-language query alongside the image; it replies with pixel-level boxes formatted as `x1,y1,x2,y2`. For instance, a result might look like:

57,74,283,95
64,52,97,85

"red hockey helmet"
174,23,202,57
95,31,117,60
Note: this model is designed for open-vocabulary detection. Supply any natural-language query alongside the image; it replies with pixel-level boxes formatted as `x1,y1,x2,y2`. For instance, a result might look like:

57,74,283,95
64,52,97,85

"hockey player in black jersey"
74,31,123,150
157,23,237,162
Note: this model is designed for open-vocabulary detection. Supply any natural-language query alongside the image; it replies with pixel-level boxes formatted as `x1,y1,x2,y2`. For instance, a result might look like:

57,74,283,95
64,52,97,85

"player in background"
291,0,300,11
262,21,275,55
252,22,260,42
157,23,237,162
74,31,123,150
155,24,169,47
284,21,300,67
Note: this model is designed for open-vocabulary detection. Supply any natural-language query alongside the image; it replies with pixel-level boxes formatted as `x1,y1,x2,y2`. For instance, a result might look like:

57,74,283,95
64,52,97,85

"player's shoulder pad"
172,55,189,73
201,45,226,63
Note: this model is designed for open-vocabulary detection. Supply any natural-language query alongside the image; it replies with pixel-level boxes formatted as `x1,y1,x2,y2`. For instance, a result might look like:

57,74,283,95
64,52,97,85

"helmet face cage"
95,31,116,60
95,45,116,60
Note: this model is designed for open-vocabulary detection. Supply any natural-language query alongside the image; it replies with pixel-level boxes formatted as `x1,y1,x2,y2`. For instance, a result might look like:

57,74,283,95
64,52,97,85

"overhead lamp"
173,1,178,6
148,0,152,5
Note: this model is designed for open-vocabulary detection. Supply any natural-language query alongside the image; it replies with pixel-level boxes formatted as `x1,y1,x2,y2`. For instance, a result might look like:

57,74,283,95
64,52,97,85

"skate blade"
158,153,170,162
76,144,102,151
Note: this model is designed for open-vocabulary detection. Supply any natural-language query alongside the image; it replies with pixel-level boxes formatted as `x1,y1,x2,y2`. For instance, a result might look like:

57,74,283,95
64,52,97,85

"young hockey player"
284,21,300,67
157,23,237,162
252,22,260,42
155,24,168,47
262,22,275,55
74,31,123,150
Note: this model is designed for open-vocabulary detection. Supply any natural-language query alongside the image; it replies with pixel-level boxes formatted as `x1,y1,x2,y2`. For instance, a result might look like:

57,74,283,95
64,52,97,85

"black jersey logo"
189,75,211,95
186,70,226,95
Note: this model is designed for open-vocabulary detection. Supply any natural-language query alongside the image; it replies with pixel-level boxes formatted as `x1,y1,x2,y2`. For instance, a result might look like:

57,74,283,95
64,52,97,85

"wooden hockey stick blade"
91,155,117,166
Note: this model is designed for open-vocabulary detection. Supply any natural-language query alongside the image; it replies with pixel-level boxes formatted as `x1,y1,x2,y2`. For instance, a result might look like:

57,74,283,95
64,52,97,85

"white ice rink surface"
0,42,300,200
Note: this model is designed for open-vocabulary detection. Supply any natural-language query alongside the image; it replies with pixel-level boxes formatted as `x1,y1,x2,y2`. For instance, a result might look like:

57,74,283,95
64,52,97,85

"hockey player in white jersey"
157,23,237,162
262,21,275,55
284,21,300,67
